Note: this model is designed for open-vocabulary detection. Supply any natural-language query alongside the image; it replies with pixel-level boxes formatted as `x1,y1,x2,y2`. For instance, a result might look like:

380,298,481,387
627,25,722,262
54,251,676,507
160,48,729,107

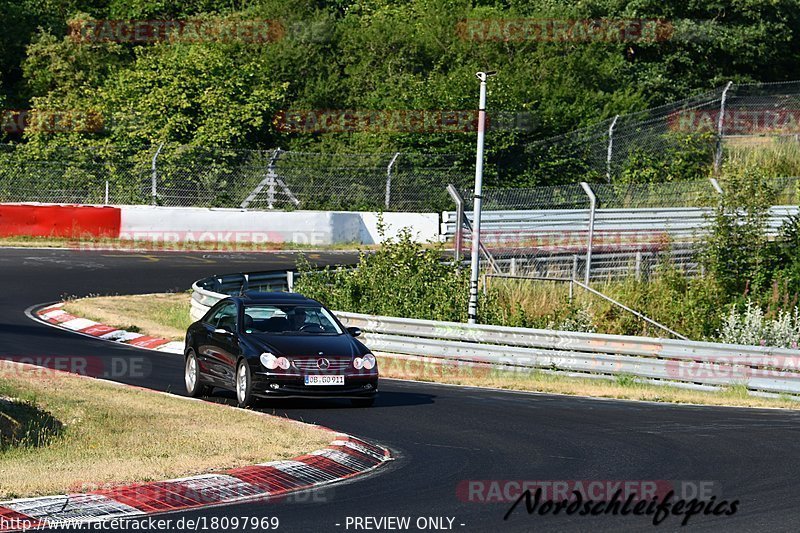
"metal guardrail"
444,204,798,280
441,205,800,241
191,271,800,397
486,243,699,280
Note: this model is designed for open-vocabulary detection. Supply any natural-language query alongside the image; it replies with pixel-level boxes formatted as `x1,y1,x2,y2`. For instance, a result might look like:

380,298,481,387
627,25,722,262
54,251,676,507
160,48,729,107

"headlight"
353,357,364,369
261,353,291,370
362,353,376,370
260,353,278,370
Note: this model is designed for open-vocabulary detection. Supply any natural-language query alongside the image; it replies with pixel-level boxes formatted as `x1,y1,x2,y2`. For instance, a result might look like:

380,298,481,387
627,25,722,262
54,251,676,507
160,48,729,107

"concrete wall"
119,206,440,245
0,203,442,245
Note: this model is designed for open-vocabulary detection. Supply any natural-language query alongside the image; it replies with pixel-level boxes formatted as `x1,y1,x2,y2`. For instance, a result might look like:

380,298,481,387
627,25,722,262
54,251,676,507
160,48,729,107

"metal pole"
385,152,400,209
606,114,619,182
151,142,164,205
709,177,723,195
468,71,495,324
446,184,465,264
286,271,294,292
580,182,596,285
104,180,109,205
714,81,733,174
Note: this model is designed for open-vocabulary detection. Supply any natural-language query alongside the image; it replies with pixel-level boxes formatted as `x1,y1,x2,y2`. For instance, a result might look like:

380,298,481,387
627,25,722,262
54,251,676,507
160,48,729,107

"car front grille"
291,357,352,371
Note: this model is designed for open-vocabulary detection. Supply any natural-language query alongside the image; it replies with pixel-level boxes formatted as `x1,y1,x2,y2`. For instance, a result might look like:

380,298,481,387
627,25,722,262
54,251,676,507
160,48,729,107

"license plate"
304,375,345,386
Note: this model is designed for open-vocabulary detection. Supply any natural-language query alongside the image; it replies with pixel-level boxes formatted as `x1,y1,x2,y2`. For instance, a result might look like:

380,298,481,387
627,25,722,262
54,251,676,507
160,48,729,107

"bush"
701,163,778,295
295,227,478,322
718,300,800,349
617,132,716,184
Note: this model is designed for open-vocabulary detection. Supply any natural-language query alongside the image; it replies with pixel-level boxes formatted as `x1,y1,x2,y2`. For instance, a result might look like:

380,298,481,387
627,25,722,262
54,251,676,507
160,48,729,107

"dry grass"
62,293,800,410
64,293,192,341
0,362,331,498
377,356,800,410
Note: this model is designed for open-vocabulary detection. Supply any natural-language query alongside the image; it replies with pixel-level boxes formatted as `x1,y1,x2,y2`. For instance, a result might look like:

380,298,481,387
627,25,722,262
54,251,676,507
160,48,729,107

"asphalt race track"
4,248,800,532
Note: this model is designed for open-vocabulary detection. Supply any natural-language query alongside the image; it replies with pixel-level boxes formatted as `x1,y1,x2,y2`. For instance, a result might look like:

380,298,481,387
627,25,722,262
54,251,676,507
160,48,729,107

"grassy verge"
0,362,330,499
61,293,800,410
379,357,800,410
64,293,190,341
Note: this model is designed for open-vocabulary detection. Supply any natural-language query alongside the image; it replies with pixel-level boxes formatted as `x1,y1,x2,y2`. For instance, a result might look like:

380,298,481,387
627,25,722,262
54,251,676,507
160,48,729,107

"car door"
200,301,239,387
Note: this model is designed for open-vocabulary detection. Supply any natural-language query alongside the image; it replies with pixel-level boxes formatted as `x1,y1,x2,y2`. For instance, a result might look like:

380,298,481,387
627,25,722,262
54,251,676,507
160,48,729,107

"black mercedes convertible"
184,291,378,407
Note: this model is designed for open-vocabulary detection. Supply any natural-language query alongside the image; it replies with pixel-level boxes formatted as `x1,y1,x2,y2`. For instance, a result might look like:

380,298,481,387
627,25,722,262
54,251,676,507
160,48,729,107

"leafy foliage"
295,226,475,322
2,0,800,185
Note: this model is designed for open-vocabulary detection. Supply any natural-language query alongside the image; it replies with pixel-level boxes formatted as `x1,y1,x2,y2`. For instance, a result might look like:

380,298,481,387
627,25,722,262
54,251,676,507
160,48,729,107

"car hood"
247,333,361,357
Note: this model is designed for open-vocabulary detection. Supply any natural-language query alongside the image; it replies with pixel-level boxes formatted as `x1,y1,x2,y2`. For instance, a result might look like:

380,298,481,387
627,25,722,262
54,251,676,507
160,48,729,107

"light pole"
468,71,495,324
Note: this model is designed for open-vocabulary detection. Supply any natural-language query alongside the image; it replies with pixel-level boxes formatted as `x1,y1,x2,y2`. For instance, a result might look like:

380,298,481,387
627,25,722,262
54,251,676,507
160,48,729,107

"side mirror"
347,327,362,337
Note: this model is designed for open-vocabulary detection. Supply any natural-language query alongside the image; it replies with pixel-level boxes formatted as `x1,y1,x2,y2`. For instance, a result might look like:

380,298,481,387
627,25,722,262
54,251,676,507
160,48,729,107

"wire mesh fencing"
446,177,800,281
524,81,800,185
0,144,474,212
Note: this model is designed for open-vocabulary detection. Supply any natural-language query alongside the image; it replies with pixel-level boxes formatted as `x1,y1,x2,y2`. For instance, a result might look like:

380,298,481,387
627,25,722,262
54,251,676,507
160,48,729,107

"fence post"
580,182,596,285
446,184,465,264
606,114,620,182
151,142,164,205
714,81,733,174
709,177,723,195
385,152,400,209
104,180,109,205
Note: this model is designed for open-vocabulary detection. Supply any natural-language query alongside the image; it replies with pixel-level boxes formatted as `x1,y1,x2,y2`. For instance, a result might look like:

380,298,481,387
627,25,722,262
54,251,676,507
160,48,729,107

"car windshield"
242,304,343,335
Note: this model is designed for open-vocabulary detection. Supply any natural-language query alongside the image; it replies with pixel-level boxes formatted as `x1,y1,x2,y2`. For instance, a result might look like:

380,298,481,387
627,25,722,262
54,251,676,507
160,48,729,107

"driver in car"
290,307,309,331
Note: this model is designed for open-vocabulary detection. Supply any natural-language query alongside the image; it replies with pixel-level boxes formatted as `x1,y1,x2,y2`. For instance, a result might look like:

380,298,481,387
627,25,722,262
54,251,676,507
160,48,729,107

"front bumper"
252,371,378,399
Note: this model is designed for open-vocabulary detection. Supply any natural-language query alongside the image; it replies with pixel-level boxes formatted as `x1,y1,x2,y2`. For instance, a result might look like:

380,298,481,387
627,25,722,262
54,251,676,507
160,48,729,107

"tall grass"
485,268,727,339
723,139,800,203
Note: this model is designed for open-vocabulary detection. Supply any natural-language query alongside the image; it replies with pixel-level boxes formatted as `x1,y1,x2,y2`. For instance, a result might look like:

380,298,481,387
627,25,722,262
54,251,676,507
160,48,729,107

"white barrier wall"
355,212,441,244
119,205,439,245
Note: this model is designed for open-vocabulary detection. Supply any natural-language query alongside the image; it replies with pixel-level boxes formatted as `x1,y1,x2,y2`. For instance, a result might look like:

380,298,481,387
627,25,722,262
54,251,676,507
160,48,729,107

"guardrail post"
286,271,294,292
580,182,596,285
635,250,642,281
714,81,733,174
385,152,400,209
606,114,619,182
151,142,164,205
510,257,517,276
570,254,578,301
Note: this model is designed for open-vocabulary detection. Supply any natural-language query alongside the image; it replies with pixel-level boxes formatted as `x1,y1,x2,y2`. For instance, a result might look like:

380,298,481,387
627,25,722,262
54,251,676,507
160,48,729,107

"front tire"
236,360,255,408
185,350,209,398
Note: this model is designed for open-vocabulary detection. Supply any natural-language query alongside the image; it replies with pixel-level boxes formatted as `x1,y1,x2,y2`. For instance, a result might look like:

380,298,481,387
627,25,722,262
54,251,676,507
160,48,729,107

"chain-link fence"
0,144,473,212
446,177,800,280
525,81,800,185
